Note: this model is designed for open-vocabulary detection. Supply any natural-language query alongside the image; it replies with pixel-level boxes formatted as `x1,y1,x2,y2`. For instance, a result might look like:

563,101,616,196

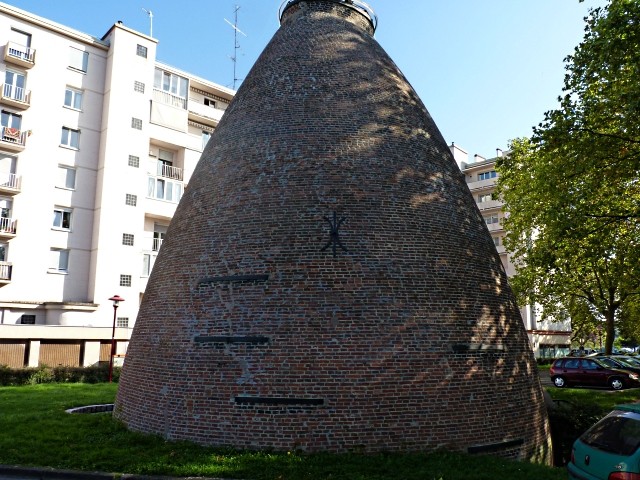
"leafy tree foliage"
496,0,640,354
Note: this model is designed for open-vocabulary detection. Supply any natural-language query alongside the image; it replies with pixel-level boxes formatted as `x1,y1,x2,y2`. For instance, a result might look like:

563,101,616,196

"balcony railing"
0,261,12,281
157,162,183,181
153,89,187,110
4,42,35,67
2,84,30,106
147,175,183,204
152,237,163,251
0,173,21,192
188,100,225,123
0,217,17,235
1,126,27,148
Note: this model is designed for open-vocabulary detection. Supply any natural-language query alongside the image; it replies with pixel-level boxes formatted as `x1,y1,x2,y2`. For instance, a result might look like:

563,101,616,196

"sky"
6,0,608,160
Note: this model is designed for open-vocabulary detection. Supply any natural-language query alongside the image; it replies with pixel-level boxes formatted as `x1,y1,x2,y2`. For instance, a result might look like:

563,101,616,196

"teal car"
569,404,640,479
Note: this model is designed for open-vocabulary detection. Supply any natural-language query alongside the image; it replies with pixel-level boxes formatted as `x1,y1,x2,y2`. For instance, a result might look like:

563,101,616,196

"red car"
549,357,640,390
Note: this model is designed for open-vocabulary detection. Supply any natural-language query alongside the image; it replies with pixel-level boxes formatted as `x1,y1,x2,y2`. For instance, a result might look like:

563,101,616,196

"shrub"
548,400,606,466
0,364,121,386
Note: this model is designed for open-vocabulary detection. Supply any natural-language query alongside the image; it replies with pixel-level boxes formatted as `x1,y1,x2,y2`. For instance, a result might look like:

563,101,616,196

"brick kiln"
115,0,551,462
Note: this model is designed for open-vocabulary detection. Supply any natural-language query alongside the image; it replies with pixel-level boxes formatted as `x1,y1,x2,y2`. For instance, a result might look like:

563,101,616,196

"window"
125,194,137,206
64,87,83,110
147,177,182,203
153,230,165,251
122,233,134,246
69,47,88,73
131,117,142,130
128,155,140,168
484,215,499,225
492,236,500,246
154,68,188,102
120,274,132,287
4,70,26,103
117,317,129,328
478,170,497,181
136,44,147,58
52,208,72,230
1,110,22,143
60,127,80,149
142,253,156,276
8,29,31,61
204,98,216,108
134,81,145,94
49,248,69,272
478,193,493,203
57,166,76,189
20,314,36,325
202,131,211,150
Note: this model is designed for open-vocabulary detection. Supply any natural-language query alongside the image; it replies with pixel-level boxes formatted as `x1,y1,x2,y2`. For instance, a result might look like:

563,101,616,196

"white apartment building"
0,3,234,368
450,143,572,358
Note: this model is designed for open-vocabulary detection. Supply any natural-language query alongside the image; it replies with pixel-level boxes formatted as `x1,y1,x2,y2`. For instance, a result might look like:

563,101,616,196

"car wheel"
610,378,624,390
553,376,566,388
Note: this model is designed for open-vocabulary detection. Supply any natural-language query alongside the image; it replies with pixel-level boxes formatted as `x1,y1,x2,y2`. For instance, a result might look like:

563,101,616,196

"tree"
496,0,640,354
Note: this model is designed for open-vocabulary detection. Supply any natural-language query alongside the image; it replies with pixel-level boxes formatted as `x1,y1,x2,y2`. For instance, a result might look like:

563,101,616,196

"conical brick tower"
115,0,551,462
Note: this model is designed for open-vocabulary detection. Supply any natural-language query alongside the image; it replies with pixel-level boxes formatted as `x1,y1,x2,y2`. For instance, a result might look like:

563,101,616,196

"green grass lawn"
0,383,569,479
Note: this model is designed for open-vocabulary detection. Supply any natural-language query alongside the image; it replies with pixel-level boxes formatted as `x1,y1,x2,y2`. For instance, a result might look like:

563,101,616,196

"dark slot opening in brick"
195,336,270,345
234,396,324,406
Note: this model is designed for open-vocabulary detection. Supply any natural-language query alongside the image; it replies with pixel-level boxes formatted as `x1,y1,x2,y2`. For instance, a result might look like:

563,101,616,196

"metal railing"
0,217,17,234
2,83,30,104
0,173,20,190
1,126,27,146
278,0,378,31
152,237,163,251
0,261,12,281
152,88,187,110
157,162,183,180
6,41,35,63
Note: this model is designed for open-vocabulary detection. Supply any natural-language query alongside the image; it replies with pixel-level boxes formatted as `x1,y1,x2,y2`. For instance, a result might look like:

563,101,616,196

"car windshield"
581,413,640,456
597,358,618,368
620,357,640,367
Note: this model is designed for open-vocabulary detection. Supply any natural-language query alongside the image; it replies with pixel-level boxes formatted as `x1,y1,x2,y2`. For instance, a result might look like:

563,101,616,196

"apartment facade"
0,3,233,368
450,144,572,358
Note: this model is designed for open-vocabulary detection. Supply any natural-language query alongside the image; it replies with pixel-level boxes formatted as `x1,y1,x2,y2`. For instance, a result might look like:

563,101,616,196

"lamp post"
108,295,125,383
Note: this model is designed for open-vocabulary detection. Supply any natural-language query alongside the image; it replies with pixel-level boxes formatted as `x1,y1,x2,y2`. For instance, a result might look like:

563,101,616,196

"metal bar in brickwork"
198,274,269,286
467,438,524,454
194,335,270,345
451,343,505,354
234,396,324,406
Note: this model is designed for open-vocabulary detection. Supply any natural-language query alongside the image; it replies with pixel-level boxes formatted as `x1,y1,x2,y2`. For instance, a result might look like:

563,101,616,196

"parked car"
569,403,640,479
596,356,640,375
569,348,598,356
549,357,640,390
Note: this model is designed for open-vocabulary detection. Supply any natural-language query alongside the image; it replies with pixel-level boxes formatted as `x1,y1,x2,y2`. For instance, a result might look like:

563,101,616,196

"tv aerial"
224,5,247,90
142,8,153,37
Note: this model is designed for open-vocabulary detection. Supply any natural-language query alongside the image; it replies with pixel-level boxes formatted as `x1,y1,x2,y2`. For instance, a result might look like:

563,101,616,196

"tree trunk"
605,308,616,354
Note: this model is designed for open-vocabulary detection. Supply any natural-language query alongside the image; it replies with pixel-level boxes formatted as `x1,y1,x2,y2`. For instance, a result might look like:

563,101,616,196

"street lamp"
108,294,125,383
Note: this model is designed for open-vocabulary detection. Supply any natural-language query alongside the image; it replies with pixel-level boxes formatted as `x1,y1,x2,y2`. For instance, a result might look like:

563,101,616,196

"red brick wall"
116,0,552,463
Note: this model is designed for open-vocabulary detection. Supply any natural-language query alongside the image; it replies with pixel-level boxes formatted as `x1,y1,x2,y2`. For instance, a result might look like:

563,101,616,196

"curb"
0,465,228,480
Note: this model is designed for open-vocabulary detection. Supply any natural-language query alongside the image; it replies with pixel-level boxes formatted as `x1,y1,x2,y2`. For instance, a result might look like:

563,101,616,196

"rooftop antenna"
142,8,153,37
224,5,247,89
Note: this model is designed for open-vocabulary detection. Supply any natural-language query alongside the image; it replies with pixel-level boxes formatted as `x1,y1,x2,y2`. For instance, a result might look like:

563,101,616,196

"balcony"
157,162,183,181
4,42,35,68
1,84,30,109
188,100,225,125
0,173,21,195
0,261,12,284
477,199,502,211
152,237,163,251
0,217,17,238
0,127,27,151
153,89,186,110
466,177,497,192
